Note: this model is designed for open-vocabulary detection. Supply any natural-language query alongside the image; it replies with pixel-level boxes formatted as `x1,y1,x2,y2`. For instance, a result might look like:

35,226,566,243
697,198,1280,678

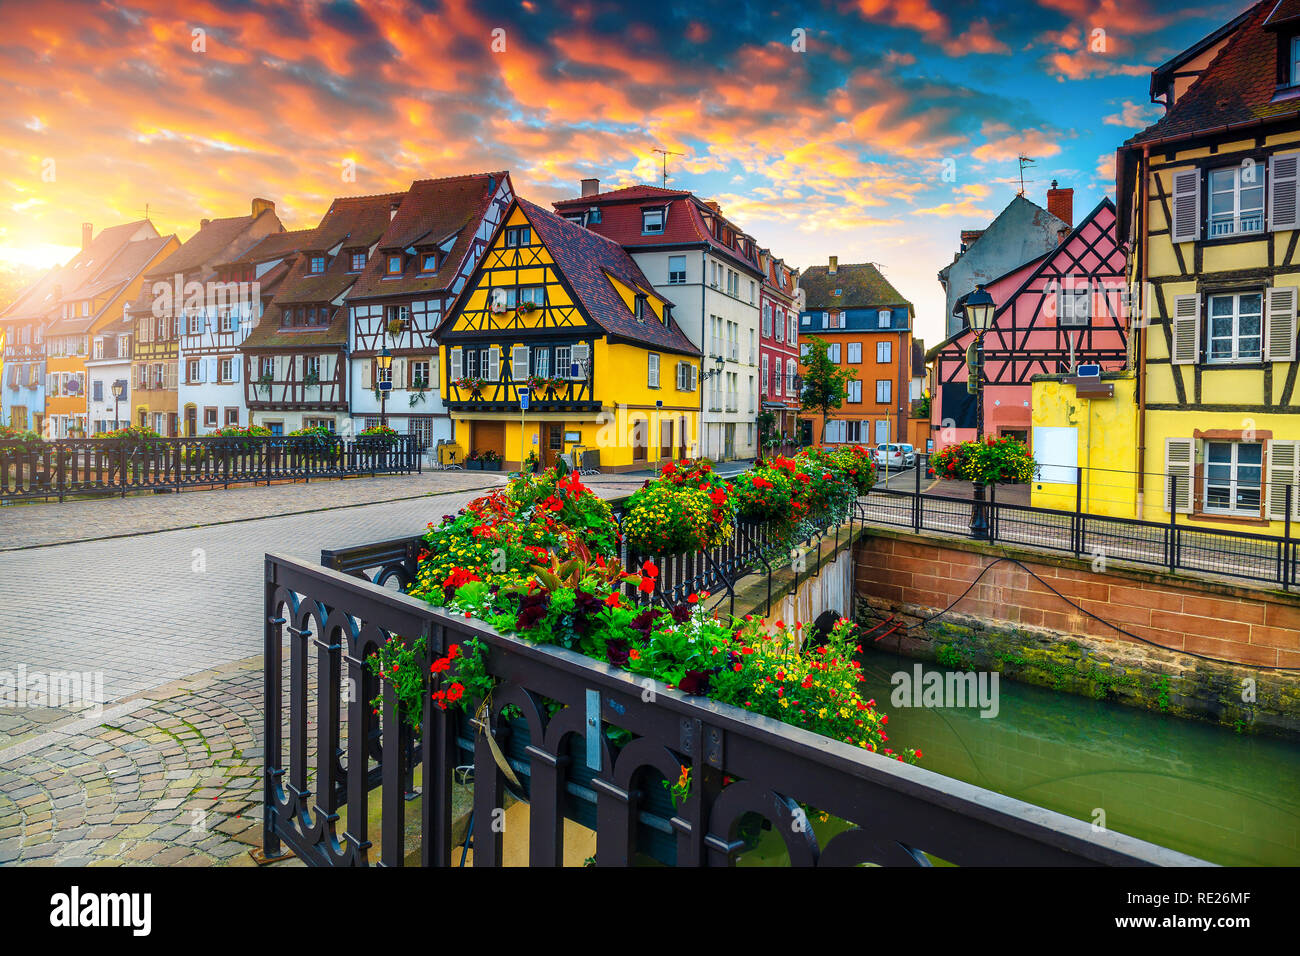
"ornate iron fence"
0,434,420,502
262,550,1207,866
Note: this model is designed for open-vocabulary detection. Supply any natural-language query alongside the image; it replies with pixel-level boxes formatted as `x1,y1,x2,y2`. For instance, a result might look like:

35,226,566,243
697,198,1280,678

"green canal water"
804,648,1300,866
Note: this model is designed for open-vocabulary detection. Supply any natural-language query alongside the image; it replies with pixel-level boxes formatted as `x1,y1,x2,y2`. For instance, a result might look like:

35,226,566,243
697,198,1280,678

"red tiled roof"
143,210,279,281
221,228,317,268
348,171,509,299
48,235,177,334
1126,1,1299,147
552,185,764,275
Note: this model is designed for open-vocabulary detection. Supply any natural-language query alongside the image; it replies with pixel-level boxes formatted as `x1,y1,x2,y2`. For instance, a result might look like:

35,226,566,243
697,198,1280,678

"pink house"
929,197,1128,450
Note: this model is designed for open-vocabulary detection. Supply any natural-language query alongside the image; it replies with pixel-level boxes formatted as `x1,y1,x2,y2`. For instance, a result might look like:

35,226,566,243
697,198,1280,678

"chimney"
581,178,600,198
81,223,93,250
200,218,211,229
251,197,275,217
1047,179,1073,228
828,255,838,275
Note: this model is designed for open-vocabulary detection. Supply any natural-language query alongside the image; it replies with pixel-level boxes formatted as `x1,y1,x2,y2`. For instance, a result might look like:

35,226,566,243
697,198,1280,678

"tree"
798,336,856,443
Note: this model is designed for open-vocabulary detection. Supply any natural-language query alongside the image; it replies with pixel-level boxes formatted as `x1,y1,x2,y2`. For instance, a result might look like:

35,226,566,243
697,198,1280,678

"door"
473,421,505,459
724,423,736,461
632,418,648,463
544,423,564,469
660,419,674,461
184,405,197,437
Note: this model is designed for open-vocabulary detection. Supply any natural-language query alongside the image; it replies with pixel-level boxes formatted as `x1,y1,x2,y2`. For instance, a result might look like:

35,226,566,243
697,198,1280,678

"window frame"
1202,440,1264,517
1206,291,1264,364
1207,164,1265,239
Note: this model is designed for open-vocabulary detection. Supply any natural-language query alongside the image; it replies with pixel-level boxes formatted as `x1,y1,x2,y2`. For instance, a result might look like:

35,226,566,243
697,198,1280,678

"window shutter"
394,358,407,387
1270,152,1300,232
1171,168,1201,243
486,346,500,381
511,345,529,381
361,361,372,389
690,364,698,391
1267,440,1300,520
571,342,590,377
450,347,462,381
648,353,659,387
231,358,240,382
1164,438,1194,514
1266,286,1298,362
1171,294,1200,365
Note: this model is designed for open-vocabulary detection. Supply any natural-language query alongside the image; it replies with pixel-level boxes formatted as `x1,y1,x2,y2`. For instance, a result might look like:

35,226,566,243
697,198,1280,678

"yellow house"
1114,1,1300,535
436,198,701,471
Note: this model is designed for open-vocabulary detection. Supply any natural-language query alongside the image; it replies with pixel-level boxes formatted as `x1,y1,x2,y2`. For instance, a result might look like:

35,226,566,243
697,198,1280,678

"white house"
86,313,132,433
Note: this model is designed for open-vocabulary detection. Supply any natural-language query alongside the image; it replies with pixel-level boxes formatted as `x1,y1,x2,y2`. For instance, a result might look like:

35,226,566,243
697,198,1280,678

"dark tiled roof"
48,235,176,334
241,305,347,350
1127,1,1299,146
799,261,914,312
144,211,277,280
270,193,404,305
349,171,508,299
221,228,317,267
552,186,765,275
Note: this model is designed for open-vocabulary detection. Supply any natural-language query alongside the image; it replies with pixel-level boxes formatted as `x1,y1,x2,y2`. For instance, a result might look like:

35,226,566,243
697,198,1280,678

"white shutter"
1266,286,1298,362
1164,438,1194,514
571,342,590,377
511,345,530,381
450,347,462,381
393,358,407,388
648,353,659,387
486,346,501,382
1267,440,1300,520
1270,152,1300,232
1171,168,1201,243
361,361,372,389
690,364,698,391
1171,294,1200,365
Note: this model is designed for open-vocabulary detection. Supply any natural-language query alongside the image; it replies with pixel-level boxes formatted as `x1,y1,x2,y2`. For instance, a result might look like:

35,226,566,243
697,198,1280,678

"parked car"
873,442,916,468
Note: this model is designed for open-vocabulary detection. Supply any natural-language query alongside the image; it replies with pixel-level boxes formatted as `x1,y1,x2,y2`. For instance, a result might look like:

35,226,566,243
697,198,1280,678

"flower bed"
371,468,917,779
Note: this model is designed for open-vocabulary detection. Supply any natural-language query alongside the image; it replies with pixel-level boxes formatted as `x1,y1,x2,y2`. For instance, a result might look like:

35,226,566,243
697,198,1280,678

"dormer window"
1291,36,1300,86
642,208,665,235
633,294,646,321
350,251,366,272
587,207,602,225
420,252,437,273
386,254,402,275
310,256,326,274
833,289,842,296
504,226,531,247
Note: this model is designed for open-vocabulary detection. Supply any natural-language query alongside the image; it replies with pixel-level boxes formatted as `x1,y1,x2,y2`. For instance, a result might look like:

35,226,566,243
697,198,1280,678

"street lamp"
376,346,392,429
111,380,124,430
964,283,996,539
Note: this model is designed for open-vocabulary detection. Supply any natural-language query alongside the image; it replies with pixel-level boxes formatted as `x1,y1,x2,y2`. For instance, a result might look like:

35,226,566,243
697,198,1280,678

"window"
876,379,892,403
409,359,430,388
504,226,531,247
641,209,664,235
1208,165,1264,237
761,355,769,394
186,358,201,383
350,252,366,271
847,342,862,364
877,341,891,363
92,380,103,402
878,310,890,329
92,338,104,360
118,334,130,356
787,359,797,394
555,345,571,379
219,357,233,382
204,407,218,428
648,353,660,388
1204,441,1263,515
220,310,235,332
310,256,326,274
386,255,402,275
304,417,335,432
421,253,437,273
668,255,686,284
774,308,784,343
533,348,550,379
1207,292,1263,363
225,407,239,426
827,343,841,363
847,380,862,403
519,286,545,306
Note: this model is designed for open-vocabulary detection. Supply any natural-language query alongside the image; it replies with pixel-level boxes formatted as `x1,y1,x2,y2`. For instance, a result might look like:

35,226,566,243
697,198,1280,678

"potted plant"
257,371,274,397
386,316,406,336
481,449,502,471
929,436,1036,540
465,450,482,470
453,375,487,398
356,424,399,452
408,375,430,407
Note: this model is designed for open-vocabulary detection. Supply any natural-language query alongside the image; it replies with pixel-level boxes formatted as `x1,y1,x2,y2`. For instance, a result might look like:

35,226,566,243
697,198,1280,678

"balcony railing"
262,522,1207,867
0,434,420,502
447,377,596,413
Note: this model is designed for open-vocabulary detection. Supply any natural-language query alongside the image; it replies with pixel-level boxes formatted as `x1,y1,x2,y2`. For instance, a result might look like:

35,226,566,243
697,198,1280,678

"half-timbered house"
346,172,513,449
929,197,1129,451
436,197,701,471
1113,0,1300,534
243,192,405,434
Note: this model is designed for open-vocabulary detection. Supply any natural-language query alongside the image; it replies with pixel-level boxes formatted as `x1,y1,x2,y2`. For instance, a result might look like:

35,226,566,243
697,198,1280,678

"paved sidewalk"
0,470,505,550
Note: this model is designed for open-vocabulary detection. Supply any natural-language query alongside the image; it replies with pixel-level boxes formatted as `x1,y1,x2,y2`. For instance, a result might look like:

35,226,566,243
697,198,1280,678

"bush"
622,482,721,555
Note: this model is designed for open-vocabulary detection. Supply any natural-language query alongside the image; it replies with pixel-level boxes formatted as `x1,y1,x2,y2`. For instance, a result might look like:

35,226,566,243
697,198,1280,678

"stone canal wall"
853,529,1300,738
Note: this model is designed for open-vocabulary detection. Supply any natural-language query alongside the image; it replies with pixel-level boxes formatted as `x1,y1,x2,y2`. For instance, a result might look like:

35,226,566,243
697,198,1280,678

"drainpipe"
699,250,706,458
1135,144,1150,520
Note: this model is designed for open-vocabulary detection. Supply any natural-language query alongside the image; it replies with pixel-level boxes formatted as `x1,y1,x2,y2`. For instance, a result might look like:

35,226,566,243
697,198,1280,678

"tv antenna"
652,147,683,187
1017,155,1036,196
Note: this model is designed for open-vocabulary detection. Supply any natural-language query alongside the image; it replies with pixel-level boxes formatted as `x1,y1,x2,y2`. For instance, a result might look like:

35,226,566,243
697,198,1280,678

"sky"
0,0,1258,346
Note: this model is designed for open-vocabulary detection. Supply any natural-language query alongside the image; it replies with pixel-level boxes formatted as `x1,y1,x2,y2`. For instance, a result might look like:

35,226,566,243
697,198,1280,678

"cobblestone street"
0,474,623,866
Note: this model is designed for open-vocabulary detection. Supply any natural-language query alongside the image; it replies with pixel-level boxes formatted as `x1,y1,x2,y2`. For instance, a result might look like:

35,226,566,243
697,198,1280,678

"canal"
849,646,1300,866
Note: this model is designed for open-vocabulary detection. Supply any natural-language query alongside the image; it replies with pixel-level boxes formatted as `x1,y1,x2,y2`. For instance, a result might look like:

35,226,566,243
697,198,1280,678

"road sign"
1076,363,1101,378
655,399,663,408
519,387,530,411
378,381,392,392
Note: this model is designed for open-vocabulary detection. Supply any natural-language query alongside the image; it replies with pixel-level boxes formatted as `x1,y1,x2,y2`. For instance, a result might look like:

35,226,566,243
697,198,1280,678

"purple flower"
515,591,551,630
670,604,692,625
606,639,631,667
678,670,711,696
628,608,658,639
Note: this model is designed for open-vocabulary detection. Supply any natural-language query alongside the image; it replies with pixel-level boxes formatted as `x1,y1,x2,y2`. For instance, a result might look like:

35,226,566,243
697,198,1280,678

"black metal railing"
262,550,1206,867
856,455,1299,591
0,434,421,502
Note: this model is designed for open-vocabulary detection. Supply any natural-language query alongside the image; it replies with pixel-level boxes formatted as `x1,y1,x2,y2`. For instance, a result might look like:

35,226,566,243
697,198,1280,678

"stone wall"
854,529,1300,738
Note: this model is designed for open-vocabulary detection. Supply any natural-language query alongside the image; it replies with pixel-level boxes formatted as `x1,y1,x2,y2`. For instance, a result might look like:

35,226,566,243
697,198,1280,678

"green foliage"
931,436,1036,484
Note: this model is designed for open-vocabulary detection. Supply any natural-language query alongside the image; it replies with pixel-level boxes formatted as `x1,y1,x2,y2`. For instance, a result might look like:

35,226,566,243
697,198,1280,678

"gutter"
1136,143,1150,520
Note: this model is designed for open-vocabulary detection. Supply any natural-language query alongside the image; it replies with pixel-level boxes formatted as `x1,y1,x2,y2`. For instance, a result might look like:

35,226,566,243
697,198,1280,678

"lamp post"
376,346,392,429
964,284,995,540
111,380,124,430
